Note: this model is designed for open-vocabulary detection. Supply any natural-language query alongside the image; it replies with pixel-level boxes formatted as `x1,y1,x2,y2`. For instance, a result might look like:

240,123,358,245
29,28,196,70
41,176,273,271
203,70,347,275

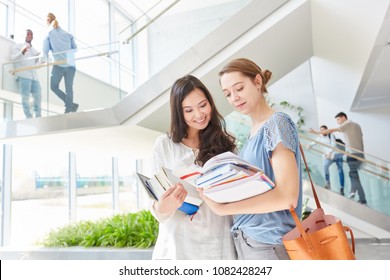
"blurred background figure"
43,12,78,114
10,29,41,118
307,125,345,195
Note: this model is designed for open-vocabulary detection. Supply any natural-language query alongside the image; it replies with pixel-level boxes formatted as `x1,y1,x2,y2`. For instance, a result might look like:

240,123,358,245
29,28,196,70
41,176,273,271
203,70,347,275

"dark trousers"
347,153,366,202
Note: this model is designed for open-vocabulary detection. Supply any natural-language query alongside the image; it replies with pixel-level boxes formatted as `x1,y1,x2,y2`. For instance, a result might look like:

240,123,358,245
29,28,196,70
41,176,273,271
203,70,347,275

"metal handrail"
8,50,119,75
122,0,181,44
299,133,390,180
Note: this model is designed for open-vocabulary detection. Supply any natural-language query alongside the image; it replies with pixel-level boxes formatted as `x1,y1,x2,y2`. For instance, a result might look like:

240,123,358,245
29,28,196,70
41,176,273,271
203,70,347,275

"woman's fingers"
161,183,187,202
171,183,187,202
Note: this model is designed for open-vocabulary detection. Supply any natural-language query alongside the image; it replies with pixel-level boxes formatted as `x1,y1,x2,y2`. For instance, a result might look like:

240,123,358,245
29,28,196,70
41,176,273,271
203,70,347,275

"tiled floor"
355,239,390,260
0,239,389,260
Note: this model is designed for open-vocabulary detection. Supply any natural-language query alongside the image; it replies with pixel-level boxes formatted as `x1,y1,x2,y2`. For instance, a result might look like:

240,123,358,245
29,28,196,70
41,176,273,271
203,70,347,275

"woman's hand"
197,188,226,216
155,183,187,216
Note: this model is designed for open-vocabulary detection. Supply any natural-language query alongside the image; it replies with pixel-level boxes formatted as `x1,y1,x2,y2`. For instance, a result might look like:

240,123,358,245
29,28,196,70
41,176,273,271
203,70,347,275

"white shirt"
150,134,236,260
10,42,40,80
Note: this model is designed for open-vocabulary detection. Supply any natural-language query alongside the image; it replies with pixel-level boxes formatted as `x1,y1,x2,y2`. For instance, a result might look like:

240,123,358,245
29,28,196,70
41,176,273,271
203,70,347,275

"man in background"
307,125,345,195
310,112,367,204
10,29,42,118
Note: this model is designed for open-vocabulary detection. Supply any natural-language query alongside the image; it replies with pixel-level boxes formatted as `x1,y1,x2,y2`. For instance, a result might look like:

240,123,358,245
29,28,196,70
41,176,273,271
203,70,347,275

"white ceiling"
134,0,390,134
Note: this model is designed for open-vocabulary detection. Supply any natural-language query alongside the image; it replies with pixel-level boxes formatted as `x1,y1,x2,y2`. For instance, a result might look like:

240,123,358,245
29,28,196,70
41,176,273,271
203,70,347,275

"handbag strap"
344,226,356,254
289,204,315,254
285,143,321,255
299,143,321,209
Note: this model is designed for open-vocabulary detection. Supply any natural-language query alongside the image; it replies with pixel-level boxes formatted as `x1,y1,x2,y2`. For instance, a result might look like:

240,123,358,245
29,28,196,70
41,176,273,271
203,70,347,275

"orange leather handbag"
282,144,356,260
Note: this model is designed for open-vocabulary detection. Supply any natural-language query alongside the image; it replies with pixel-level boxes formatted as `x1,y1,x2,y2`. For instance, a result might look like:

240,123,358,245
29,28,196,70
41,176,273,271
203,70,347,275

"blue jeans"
323,153,345,188
50,65,76,112
347,153,366,201
17,77,41,118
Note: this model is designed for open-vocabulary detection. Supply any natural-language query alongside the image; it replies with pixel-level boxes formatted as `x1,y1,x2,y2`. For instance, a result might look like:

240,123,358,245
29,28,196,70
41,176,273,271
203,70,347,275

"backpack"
335,138,345,151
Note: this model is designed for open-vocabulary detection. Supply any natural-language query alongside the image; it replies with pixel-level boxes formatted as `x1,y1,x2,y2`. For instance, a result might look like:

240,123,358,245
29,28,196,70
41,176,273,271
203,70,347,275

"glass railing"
299,131,390,216
1,41,132,121
224,112,390,216
120,0,181,44
119,0,252,83
2,0,252,122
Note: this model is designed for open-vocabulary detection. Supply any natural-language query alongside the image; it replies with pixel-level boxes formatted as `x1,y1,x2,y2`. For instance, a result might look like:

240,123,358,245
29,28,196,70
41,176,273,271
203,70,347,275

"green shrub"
36,210,158,248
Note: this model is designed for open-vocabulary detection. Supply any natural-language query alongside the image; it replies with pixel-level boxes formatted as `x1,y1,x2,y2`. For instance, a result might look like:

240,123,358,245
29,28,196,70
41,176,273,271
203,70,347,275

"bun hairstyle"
218,58,272,94
47,12,59,29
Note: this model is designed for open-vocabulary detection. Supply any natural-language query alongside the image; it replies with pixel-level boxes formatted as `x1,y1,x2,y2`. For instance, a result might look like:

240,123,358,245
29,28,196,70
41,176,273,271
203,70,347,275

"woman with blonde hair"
199,58,303,260
43,12,79,113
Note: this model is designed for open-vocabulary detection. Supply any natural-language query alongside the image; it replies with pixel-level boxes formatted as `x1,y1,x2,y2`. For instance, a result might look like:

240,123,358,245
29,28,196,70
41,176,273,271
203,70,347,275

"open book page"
196,163,258,189
172,164,203,186
161,167,203,206
202,151,262,174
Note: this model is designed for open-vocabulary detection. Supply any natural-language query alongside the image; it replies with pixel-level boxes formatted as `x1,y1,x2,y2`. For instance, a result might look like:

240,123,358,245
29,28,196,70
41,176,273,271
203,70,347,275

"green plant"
279,101,305,129
301,197,311,221
36,209,158,248
269,100,305,129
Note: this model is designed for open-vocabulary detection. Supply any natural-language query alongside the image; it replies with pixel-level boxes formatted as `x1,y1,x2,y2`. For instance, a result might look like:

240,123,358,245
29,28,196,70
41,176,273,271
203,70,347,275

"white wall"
269,59,390,162
269,61,318,130
310,0,390,162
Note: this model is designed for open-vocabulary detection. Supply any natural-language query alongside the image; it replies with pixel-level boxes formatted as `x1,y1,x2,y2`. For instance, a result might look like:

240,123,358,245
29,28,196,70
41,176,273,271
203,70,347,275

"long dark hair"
169,75,236,166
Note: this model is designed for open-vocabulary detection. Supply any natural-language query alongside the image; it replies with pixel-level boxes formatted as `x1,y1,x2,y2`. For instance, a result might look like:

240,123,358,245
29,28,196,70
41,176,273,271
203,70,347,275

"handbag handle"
289,204,315,254
299,143,321,209
285,143,322,255
344,226,356,254
288,144,356,257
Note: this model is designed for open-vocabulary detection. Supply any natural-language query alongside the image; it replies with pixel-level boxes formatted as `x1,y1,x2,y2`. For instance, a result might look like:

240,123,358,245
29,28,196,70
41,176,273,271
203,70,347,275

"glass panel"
74,0,109,47
117,156,139,212
148,0,249,75
120,0,251,85
0,1,7,37
0,144,3,241
10,143,68,247
115,9,135,91
225,116,390,216
75,152,114,221
300,131,390,216
14,0,68,52
2,1,251,121
2,42,122,120
225,111,251,151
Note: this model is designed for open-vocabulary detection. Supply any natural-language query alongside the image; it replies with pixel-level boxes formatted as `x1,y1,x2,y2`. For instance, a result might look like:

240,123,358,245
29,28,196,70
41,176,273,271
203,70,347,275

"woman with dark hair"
199,58,302,260
150,74,237,260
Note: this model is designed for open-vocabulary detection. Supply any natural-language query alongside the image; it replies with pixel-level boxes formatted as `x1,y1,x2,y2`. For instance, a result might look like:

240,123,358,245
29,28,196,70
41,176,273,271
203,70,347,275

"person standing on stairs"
43,12,79,113
11,29,42,118
307,125,345,195
310,112,366,204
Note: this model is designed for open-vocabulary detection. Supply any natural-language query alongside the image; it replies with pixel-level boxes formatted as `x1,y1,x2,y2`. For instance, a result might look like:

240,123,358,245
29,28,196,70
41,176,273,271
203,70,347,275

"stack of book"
173,151,275,203
137,167,202,215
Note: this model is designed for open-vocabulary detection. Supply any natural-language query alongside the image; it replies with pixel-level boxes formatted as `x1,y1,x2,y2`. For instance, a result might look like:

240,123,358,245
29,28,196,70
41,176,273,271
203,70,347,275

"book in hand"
137,167,203,215
173,151,275,203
